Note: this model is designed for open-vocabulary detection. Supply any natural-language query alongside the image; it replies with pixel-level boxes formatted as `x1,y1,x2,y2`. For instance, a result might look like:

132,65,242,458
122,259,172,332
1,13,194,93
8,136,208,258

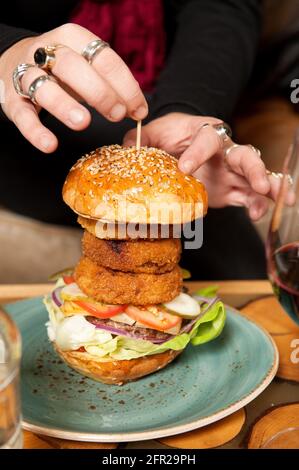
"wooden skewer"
136,120,142,151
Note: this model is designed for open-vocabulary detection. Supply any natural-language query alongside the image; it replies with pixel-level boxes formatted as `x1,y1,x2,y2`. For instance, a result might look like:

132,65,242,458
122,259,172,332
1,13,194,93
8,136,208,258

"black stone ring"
34,45,64,72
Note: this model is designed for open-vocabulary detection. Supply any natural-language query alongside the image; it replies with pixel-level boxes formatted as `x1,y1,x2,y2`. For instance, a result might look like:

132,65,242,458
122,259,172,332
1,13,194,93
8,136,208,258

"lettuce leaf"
85,338,118,357
190,301,226,345
194,285,219,298
44,280,226,361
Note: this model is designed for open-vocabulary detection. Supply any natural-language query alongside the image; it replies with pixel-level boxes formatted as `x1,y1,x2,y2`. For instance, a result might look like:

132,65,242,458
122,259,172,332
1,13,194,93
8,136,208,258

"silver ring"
247,144,261,158
82,39,110,64
12,63,36,98
224,143,240,158
200,123,211,130
266,170,293,186
28,74,56,105
213,122,233,142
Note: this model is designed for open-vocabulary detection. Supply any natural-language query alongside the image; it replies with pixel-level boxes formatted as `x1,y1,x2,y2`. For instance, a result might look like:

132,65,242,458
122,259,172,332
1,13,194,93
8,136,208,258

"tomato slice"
126,305,181,332
74,300,127,319
63,275,75,285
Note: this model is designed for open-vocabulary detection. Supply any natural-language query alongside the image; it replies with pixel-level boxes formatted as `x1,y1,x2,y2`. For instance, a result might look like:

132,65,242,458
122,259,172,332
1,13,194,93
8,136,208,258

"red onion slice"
51,286,63,308
87,317,171,344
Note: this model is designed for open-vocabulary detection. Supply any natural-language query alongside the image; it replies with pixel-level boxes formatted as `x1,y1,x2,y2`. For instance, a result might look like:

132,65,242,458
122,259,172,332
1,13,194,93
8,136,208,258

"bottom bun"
55,345,182,385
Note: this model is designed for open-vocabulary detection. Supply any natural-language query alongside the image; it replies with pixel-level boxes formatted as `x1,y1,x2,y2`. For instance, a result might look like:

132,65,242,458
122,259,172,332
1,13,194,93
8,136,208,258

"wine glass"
266,128,299,325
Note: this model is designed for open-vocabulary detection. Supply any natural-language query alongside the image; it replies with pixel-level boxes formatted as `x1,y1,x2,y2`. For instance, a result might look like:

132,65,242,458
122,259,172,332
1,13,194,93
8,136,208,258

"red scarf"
70,0,165,92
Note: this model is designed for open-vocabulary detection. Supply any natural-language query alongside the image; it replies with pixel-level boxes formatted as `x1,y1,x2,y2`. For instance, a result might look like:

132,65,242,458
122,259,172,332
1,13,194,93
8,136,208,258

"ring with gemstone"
34,45,65,72
82,39,110,65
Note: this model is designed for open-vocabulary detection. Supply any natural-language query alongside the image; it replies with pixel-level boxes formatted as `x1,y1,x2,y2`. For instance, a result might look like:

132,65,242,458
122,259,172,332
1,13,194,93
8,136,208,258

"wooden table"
1,281,299,449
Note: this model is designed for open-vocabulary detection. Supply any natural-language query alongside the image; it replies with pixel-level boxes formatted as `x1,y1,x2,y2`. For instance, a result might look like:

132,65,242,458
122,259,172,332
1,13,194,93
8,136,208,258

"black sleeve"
0,23,38,56
151,0,262,122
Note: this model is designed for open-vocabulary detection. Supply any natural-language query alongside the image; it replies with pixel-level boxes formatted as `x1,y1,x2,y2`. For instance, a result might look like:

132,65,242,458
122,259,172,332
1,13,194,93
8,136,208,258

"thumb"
123,124,152,147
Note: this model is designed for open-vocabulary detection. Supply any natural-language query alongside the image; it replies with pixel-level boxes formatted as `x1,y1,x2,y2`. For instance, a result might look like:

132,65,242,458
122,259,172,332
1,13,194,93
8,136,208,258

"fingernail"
40,134,52,150
133,105,147,120
69,108,85,125
110,104,126,120
180,160,195,174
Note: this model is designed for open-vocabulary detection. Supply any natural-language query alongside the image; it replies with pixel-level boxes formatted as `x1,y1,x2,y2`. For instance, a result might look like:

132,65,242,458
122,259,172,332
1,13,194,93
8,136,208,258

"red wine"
268,238,299,321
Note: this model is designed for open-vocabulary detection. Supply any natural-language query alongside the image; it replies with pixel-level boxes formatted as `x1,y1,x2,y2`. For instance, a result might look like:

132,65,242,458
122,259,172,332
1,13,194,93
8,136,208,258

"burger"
44,145,225,385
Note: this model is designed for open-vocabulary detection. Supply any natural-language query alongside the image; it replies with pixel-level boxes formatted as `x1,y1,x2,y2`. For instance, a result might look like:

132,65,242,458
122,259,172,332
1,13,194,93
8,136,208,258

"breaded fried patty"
77,216,182,240
82,230,181,274
75,257,182,305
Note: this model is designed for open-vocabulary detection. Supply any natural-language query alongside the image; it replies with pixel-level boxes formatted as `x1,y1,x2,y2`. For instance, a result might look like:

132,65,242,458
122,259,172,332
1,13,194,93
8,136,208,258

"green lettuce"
45,284,226,361
194,285,219,298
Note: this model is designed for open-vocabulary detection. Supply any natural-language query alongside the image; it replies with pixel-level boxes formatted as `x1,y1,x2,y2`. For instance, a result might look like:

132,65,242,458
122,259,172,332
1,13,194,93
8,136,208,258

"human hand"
124,113,294,220
0,23,148,153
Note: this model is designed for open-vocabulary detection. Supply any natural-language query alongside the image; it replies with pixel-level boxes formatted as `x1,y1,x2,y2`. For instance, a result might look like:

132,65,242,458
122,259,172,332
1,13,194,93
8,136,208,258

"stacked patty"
46,145,210,384
75,225,183,305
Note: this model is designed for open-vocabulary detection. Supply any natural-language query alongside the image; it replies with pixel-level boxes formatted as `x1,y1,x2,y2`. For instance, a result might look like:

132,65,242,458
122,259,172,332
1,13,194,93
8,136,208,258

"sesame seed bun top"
62,145,208,225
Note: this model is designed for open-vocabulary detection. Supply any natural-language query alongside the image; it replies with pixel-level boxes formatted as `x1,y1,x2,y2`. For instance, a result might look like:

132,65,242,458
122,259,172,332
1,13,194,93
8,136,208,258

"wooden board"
37,435,117,449
23,431,53,449
23,430,117,449
241,296,298,335
0,280,273,306
274,334,299,382
247,403,299,449
159,409,246,449
241,296,299,382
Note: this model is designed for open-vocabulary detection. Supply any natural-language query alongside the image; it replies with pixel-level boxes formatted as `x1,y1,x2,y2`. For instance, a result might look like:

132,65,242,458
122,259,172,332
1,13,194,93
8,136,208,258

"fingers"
10,100,58,153
267,174,296,206
226,188,269,221
52,23,148,119
178,124,221,174
49,46,128,122
92,47,148,120
246,175,295,219
225,145,270,195
21,67,91,130
247,194,270,221
178,122,271,198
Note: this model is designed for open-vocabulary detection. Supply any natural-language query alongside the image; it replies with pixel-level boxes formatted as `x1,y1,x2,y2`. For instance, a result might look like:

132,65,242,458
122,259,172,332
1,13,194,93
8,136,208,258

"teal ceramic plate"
5,298,278,442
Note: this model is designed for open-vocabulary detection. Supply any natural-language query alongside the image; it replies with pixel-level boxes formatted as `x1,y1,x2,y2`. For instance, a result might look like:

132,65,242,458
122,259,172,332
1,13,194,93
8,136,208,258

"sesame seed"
68,145,201,199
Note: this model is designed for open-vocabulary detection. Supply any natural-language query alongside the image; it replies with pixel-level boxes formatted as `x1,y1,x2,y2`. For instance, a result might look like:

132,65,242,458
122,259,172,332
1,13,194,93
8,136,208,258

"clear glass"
267,128,299,325
0,309,22,449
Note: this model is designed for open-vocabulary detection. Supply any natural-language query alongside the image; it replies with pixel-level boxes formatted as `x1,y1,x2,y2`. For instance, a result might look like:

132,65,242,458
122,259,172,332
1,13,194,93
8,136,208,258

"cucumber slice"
164,293,200,319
